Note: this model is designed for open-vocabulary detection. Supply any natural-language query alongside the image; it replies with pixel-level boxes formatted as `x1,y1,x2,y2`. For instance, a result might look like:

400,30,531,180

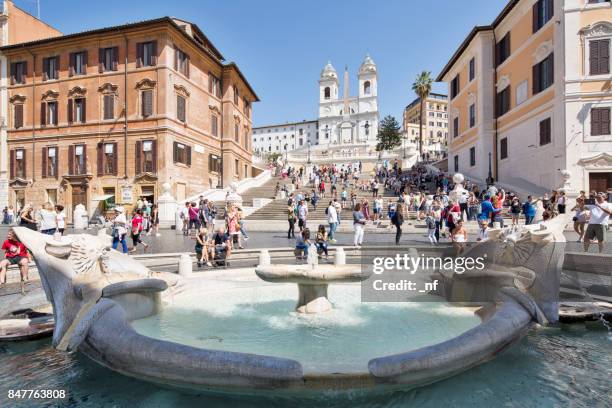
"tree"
376,115,402,152
267,152,282,164
412,71,433,157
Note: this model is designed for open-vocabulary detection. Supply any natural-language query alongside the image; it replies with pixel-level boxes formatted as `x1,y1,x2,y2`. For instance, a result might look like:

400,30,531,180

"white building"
318,55,379,147
252,120,318,156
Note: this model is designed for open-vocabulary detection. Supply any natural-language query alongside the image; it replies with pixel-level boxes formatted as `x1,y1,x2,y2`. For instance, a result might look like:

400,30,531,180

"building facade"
318,56,379,147
438,0,612,195
252,120,318,157
0,0,62,208
403,93,449,160
1,16,258,218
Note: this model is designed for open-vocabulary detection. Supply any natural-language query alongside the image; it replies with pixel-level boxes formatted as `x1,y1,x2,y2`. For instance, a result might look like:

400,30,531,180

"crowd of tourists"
1,203,67,236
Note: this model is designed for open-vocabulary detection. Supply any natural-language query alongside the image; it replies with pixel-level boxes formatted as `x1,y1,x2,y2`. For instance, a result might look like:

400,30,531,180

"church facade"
318,55,379,147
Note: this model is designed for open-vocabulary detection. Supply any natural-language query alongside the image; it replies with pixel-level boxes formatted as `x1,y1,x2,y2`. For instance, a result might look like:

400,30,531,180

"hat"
114,206,125,213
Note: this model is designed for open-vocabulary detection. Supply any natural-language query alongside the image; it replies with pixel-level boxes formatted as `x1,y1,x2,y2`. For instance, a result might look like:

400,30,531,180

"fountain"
255,245,367,313
11,213,571,394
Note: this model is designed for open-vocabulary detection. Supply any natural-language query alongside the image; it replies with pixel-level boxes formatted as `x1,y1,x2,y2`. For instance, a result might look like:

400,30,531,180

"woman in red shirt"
0,229,30,284
129,209,149,253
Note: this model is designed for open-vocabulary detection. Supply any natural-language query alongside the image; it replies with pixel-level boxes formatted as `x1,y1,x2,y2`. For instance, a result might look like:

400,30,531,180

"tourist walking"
583,193,612,253
150,205,161,237
130,209,149,253
287,202,296,239
467,192,479,221
298,199,308,232
326,201,338,242
392,203,405,245
425,211,437,245
38,203,57,235
352,203,366,246
522,196,537,225
557,191,567,214
509,197,521,226
572,201,589,242
55,205,66,235
111,207,129,254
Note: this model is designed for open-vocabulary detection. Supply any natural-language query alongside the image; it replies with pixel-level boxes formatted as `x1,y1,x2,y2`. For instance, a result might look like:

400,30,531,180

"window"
233,85,239,105
469,57,475,81
589,39,610,76
177,95,186,122
69,144,87,175
211,114,218,136
137,41,157,67
136,140,157,173
103,94,114,120
13,104,23,129
69,51,87,76
42,56,59,81
454,155,459,172
591,107,611,136
451,74,460,99
533,53,554,94
234,159,239,177
11,149,26,179
453,117,459,137
533,0,554,33
10,61,27,84
500,137,508,159
97,142,117,175
469,104,476,127
469,147,476,166
496,33,511,66
141,89,153,118
99,47,118,72
173,142,191,166
235,123,240,142
244,97,250,116
324,87,331,99
209,73,221,98
363,81,371,94
496,86,511,117
175,48,189,76
68,98,86,124
42,146,58,178
539,118,552,145
209,154,221,173
41,101,58,126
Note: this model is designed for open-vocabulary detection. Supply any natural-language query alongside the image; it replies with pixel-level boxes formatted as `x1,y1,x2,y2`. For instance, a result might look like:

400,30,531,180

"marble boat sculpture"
13,214,568,393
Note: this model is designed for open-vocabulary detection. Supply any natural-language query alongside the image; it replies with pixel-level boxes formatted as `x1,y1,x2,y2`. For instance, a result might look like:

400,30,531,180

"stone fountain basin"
255,264,367,284
99,271,534,394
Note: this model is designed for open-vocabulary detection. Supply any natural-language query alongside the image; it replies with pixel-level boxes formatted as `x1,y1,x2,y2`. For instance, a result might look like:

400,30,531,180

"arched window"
324,87,330,99
363,81,371,95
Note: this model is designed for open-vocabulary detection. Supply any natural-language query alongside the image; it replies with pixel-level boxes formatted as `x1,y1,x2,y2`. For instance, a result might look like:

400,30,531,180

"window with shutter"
173,142,191,165
73,144,86,175
177,95,186,122
500,137,508,159
496,86,511,117
235,123,239,142
211,114,218,136
469,104,476,128
15,149,26,179
103,94,114,120
591,107,611,136
496,33,511,66
469,147,476,166
589,39,610,76
468,58,475,81
135,140,142,174
142,90,153,117
453,117,459,138
539,118,552,145
533,53,554,94
454,155,459,173
451,75,460,99
14,104,23,129
533,0,553,33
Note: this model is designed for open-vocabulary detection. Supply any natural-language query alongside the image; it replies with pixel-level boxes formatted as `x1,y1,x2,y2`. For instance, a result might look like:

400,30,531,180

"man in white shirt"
327,201,338,242
584,193,612,253
477,219,489,242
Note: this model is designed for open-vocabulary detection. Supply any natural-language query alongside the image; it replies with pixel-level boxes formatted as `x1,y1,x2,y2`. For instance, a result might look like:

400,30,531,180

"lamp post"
402,132,407,159
486,151,495,186
307,141,311,164
284,143,288,163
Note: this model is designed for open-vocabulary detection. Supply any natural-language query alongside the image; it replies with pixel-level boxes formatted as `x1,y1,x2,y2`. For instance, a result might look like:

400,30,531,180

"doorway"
589,172,611,194
72,185,88,210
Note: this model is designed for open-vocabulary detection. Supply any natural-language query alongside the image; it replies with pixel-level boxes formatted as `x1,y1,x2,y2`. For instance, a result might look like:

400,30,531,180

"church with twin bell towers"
318,55,379,148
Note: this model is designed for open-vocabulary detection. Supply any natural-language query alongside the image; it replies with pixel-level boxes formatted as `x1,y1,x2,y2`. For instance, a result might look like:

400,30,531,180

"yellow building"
437,0,612,195
402,93,448,161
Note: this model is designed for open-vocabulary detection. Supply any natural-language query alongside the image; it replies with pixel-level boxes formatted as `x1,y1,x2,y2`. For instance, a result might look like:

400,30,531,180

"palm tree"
412,71,433,159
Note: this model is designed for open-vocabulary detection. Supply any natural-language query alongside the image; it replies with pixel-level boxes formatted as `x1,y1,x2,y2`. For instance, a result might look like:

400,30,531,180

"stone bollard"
175,211,184,235
178,253,193,278
259,249,271,267
334,247,346,266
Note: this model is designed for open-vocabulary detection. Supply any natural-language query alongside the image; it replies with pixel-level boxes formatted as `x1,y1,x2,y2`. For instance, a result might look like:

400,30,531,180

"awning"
92,194,115,201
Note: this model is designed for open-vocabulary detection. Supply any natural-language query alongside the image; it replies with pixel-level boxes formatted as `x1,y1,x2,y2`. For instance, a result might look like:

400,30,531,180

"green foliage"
376,115,402,152
412,71,434,155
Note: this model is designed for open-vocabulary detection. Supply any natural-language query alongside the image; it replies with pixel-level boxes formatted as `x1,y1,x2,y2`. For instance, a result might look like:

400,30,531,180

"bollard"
178,253,193,278
259,249,271,267
334,247,346,266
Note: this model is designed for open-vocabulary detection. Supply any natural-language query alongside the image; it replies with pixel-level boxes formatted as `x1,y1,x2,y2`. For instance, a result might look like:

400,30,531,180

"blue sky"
16,0,507,127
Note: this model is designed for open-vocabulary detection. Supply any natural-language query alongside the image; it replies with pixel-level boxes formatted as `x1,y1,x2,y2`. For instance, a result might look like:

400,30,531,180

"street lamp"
284,143,288,162
307,141,311,164
486,151,495,186
402,132,407,159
